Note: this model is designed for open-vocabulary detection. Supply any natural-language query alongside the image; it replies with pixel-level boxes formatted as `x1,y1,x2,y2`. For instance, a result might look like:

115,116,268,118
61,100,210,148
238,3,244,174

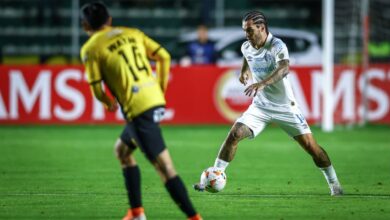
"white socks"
319,165,339,184
214,158,229,171
214,160,339,185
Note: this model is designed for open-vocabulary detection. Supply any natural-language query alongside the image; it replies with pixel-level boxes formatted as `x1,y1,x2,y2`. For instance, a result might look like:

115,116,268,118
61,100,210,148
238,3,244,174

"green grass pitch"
0,125,389,219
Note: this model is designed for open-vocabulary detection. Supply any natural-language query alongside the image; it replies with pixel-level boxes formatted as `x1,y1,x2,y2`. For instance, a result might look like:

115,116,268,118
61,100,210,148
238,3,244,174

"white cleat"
132,213,147,220
330,182,343,196
193,169,209,192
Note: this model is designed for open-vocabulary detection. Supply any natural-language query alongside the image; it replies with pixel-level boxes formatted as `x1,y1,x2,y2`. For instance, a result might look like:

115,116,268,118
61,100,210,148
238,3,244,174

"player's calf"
152,150,202,218
152,149,177,182
295,134,331,167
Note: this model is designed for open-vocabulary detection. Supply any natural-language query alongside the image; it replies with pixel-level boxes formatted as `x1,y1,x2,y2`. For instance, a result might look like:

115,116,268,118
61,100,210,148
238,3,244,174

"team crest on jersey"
132,86,139,93
278,53,284,60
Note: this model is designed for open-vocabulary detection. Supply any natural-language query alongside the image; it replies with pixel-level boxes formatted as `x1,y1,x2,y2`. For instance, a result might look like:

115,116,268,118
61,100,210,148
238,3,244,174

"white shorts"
236,104,311,138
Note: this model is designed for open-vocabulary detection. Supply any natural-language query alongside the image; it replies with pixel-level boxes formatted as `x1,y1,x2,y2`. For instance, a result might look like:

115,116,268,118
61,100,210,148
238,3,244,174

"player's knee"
153,161,177,179
114,139,136,166
230,128,245,141
114,140,125,158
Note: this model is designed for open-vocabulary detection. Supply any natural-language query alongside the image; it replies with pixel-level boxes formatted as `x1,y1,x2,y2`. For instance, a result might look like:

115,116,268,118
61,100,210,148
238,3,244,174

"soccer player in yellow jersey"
80,2,202,220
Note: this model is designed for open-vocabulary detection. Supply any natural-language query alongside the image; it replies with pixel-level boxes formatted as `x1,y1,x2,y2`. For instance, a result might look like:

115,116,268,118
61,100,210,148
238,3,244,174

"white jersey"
241,32,297,108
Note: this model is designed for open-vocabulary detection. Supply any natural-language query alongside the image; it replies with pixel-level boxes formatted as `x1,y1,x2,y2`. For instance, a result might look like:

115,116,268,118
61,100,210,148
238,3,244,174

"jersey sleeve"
272,39,289,63
140,31,163,59
80,46,102,84
241,41,249,58
139,30,171,92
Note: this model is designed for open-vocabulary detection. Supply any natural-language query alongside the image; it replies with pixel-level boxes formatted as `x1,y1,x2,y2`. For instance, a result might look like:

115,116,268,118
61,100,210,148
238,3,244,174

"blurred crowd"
0,0,389,65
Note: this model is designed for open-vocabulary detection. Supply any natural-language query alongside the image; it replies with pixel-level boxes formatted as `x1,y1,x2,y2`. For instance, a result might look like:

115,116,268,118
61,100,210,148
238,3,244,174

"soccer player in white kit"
195,11,343,196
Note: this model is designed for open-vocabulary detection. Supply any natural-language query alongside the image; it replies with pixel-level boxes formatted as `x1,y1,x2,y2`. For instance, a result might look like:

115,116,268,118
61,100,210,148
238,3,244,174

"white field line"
215,194,390,199
1,193,390,199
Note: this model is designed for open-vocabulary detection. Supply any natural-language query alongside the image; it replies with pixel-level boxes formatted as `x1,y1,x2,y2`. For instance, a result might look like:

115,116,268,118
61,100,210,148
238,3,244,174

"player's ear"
107,16,112,26
82,20,92,32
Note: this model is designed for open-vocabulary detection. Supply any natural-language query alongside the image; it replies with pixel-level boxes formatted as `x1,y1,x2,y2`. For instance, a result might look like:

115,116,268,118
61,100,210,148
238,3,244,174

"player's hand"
107,99,118,112
239,71,250,85
244,82,266,97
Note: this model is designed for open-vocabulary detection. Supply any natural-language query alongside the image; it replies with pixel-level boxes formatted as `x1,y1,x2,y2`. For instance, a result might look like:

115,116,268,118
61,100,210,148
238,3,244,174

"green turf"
0,125,389,220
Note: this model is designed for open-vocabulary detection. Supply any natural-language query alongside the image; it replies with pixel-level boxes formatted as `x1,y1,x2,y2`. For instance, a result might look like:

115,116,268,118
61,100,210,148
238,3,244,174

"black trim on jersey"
122,104,131,121
119,102,128,121
121,88,135,121
89,79,102,85
151,46,162,57
244,41,250,49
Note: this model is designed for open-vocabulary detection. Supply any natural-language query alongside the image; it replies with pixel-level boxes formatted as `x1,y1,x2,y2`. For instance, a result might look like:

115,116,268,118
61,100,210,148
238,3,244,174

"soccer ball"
200,167,227,193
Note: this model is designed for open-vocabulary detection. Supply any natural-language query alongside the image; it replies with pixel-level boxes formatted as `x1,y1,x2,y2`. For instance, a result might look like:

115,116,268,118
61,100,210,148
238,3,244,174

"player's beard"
249,39,255,48
250,34,262,49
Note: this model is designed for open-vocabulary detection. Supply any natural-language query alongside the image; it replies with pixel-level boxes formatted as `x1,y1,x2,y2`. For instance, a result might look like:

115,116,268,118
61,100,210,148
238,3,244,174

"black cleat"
193,183,205,192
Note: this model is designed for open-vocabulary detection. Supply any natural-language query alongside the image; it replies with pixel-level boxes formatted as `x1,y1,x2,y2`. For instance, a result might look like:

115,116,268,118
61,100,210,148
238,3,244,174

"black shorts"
120,106,166,161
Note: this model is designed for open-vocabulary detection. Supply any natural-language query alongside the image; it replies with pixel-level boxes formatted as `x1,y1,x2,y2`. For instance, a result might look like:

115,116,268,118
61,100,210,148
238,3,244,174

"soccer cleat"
122,207,147,220
188,214,203,220
132,213,147,220
193,183,205,192
330,182,343,196
193,168,209,192
122,209,133,220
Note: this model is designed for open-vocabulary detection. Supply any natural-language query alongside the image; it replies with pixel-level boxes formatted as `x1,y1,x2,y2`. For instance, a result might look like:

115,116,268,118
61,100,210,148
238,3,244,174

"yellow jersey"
81,26,168,120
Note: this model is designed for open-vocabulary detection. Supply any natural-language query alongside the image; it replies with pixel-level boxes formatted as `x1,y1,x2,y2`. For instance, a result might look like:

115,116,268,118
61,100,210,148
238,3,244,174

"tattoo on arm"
261,59,289,86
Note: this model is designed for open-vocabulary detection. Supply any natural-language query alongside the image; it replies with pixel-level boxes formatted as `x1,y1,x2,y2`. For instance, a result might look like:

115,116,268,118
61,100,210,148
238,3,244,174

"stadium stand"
0,0,322,65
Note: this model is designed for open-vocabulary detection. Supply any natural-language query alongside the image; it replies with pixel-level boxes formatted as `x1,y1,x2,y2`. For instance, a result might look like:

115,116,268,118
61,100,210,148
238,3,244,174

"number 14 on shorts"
295,113,306,124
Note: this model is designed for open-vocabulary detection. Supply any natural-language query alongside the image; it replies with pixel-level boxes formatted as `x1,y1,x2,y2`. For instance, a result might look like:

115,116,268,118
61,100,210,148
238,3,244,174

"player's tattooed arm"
261,59,289,86
244,59,289,97
239,58,252,85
